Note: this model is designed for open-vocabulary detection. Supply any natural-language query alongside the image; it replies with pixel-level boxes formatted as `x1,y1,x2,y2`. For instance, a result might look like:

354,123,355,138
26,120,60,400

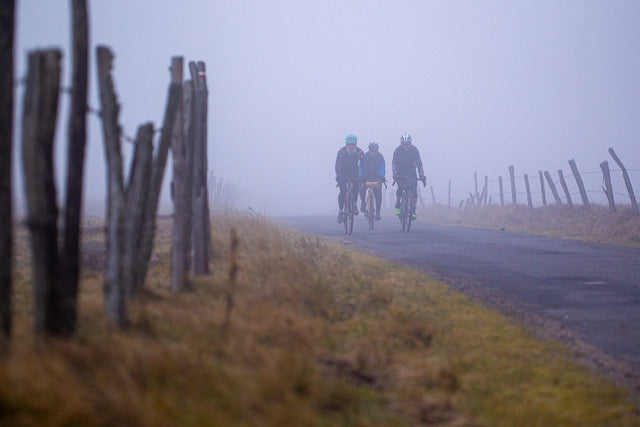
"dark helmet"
368,142,379,152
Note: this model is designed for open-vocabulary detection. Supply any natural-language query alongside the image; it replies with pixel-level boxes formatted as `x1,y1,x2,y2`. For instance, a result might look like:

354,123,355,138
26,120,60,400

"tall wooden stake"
543,171,562,204
524,174,533,208
0,0,15,339
538,170,547,206
557,169,573,207
608,148,638,215
600,160,615,212
569,159,589,208
509,165,516,204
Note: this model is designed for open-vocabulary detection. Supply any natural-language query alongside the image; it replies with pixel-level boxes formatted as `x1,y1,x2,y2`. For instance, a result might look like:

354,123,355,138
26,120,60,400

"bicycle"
342,178,358,234
394,177,425,232
363,180,386,230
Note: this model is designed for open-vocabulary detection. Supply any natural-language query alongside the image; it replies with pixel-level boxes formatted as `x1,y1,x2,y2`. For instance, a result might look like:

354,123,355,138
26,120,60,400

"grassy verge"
419,203,640,247
1,212,638,425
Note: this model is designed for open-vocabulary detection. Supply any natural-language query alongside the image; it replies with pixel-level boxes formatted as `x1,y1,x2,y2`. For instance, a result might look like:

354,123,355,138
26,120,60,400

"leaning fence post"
557,169,573,207
509,166,516,204
600,160,616,212
474,172,479,202
498,176,504,206
538,170,547,206
608,148,638,215
430,186,436,204
568,159,589,208
543,171,562,204
524,174,533,208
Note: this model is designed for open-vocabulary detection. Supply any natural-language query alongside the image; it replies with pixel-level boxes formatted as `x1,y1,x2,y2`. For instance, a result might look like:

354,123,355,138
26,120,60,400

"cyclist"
335,134,364,223
392,133,426,220
359,142,386,220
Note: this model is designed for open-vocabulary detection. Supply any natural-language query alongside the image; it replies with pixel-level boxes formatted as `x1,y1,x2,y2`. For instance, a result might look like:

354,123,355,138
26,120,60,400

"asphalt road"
279,214,640,393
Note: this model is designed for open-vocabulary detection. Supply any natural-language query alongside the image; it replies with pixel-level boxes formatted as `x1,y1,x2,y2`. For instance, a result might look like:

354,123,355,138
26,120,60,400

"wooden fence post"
59,0,89,335
97,46,128,328
498,176,504,206
568,159,589,208
524,174,533,208
430,186,436,204
474,172,479,202
483,175,488,205
131,57,182,295
608,148,638,215
189,61,211,275
600,160,616,211
171,57,187,291
557,169,573,207
509,166,517,204
21,49,62,334
0,0,15,339
543,171,562,204
538,170,547,206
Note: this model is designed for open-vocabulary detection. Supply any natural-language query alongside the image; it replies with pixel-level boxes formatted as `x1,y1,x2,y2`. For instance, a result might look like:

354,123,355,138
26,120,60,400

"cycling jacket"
361,151,385,180
392,144,424,178
335,145,364,179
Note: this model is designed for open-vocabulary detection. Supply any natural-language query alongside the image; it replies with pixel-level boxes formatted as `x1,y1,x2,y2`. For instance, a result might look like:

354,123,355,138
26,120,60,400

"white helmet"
400,133,412,144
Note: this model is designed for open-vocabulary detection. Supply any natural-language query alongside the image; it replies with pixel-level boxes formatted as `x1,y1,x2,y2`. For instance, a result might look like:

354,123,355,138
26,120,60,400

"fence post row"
557,169,573,207
608,147,638,215
599,160,616,211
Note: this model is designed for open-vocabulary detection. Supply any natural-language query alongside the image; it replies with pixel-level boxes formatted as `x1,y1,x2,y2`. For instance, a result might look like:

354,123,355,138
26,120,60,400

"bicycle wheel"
401,190,410,232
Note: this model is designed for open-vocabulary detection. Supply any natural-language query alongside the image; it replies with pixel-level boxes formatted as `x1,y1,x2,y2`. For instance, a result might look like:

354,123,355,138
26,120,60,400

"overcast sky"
13,1,640,215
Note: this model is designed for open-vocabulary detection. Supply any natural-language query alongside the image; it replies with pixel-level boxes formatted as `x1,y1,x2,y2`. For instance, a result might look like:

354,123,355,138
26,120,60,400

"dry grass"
1,210,638,425
419,203,640,246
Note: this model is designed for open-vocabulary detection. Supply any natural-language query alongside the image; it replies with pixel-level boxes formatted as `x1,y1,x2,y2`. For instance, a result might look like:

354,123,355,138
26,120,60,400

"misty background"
12,1,640,216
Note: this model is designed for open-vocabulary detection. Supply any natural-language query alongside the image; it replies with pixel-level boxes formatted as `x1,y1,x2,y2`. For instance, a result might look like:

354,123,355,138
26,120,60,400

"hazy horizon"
12,1,640,216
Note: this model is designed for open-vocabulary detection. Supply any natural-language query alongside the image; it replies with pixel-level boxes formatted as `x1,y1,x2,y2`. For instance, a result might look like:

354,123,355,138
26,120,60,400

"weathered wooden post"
189,61,211,275
59,0,89,335
21,50,62,334
131,58,182,294
568,159,589,208
608,148,638,215
600,160,615,212
543,171,562,204
538,170,547,206
557,169,573,207
474,172,479,202
97,46,128,327
524,174,533,208
170,57,188,291
483,175,488,205
0,0,15,339
430,186,436,204
498,176,504,206
509,166,517,204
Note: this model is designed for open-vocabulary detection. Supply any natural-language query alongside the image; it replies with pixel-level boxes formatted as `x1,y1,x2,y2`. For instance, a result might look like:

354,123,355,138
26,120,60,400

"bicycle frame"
395,178,421,232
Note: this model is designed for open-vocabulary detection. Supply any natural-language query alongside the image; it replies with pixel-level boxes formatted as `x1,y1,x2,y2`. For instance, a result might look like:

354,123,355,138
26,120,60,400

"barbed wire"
15,76,163,145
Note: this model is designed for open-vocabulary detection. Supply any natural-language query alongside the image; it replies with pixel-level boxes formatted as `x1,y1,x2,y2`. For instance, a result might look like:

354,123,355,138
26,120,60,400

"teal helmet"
345,134,358,145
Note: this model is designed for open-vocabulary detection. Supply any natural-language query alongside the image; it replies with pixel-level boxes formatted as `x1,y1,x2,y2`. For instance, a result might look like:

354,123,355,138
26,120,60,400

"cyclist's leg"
395,184,402,214
374,186,382,219
410,181,418,218
359,182,366,212
337,181,346,222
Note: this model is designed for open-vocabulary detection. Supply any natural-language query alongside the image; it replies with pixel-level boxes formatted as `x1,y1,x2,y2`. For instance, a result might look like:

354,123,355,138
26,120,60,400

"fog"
13,1,640,216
